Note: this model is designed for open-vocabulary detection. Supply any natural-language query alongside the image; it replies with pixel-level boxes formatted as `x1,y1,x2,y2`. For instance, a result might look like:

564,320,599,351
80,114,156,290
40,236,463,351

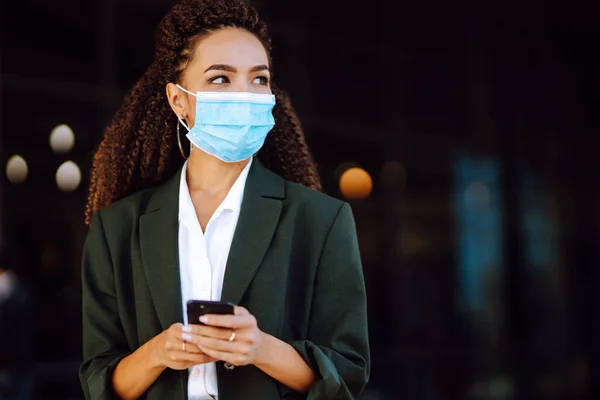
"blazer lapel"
220,160,285,306
139,170,184,331
138,160,285,326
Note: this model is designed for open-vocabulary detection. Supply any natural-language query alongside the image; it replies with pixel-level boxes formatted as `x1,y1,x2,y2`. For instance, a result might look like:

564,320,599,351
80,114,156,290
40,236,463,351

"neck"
186,147,250,195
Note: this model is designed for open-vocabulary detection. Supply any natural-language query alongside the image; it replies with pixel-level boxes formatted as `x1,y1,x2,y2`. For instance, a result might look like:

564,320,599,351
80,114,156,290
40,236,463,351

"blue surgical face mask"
176,84,276,163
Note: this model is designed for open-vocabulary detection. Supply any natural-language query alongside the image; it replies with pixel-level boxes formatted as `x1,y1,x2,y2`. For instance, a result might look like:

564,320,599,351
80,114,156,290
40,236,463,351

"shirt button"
223,363,235,371
192,368,200,377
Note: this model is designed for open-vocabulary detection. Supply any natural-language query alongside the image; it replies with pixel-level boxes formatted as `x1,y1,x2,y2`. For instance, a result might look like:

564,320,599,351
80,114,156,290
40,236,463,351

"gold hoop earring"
177,119,189,160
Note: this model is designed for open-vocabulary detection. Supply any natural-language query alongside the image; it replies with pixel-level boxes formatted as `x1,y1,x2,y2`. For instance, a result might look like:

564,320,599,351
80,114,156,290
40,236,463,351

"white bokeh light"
56,161,81,192
6,155,28,184
50,124,75,153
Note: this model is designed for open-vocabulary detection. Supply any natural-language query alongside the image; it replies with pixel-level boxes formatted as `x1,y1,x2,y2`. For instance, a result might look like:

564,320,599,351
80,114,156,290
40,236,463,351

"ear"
166,82,188,119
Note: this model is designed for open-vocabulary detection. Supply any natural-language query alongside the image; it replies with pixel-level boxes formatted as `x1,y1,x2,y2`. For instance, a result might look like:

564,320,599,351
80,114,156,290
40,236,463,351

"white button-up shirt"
178,157,252,400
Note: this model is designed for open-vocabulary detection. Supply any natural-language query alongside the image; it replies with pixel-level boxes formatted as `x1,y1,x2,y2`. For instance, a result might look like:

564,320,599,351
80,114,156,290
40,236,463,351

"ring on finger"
228,331,236,342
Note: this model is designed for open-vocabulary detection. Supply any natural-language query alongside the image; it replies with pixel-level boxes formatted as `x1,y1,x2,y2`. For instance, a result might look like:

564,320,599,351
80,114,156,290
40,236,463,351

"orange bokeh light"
339,167,373,200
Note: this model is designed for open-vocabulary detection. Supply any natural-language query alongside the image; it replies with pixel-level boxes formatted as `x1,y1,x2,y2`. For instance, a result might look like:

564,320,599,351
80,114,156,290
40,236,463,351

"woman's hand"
182,306,265,367
151,323,216,370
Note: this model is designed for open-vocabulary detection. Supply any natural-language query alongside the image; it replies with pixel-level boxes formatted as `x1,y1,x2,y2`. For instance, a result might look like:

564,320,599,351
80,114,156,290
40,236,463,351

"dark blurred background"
1,0,599,399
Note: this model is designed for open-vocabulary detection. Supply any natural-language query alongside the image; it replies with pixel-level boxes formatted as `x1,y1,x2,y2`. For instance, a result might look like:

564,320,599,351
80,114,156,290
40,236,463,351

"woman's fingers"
184,324,235,341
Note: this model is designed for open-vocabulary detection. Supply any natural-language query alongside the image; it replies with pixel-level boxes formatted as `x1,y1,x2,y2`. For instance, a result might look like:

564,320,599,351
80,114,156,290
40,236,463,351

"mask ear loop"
176,119,190,159
175,84,196,160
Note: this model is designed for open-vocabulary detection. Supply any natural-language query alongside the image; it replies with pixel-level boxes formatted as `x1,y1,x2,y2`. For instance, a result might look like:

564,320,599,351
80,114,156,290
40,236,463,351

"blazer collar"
145,158,284,214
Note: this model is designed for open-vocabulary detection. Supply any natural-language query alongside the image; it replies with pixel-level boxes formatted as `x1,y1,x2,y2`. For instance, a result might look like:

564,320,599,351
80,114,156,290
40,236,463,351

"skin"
111,28,316,399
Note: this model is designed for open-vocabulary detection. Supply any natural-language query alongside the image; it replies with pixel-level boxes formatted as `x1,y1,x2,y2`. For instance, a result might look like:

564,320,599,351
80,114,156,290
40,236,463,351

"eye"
209,75,229,84
253,76,270,86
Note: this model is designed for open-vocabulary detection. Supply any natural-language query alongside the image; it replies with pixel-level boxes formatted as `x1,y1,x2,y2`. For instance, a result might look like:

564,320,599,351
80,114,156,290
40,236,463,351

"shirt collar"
178,157,253,224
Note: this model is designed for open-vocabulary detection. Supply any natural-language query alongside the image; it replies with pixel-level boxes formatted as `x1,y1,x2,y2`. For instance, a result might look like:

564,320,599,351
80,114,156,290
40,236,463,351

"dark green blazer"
79,160,370,400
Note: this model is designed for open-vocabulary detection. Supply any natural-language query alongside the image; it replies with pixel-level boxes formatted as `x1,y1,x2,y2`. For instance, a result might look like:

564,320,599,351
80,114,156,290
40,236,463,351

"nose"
231,76,250,93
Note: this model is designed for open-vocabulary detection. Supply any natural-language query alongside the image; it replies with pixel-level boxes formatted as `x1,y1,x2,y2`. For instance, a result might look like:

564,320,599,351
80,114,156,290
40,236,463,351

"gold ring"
182,341,186,352
228,331,236,342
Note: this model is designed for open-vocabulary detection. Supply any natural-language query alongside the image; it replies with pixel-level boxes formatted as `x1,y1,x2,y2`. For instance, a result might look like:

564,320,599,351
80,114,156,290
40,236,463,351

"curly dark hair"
85,0,321,225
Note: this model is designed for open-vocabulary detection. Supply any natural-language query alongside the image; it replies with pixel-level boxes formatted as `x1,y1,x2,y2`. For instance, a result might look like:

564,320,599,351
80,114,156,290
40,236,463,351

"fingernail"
199,316,208,324
182,333,192,341
182,325,192,333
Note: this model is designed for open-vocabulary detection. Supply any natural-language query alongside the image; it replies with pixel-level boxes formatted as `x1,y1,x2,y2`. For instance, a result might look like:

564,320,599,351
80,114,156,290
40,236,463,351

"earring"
177,119,190,160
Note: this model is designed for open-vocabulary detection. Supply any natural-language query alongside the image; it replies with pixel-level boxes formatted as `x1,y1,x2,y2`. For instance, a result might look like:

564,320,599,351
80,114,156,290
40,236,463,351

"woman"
79,0,369,399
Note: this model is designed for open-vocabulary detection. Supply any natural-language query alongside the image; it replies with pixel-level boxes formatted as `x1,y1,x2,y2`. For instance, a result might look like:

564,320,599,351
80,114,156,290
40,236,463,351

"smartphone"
186,300,235,325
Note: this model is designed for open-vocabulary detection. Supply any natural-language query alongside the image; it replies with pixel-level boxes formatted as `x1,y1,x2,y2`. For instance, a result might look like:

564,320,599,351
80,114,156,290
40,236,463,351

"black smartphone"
186,300,235,325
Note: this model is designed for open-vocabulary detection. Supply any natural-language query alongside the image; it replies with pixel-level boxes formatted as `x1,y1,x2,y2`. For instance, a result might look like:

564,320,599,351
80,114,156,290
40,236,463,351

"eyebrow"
204,64,270,73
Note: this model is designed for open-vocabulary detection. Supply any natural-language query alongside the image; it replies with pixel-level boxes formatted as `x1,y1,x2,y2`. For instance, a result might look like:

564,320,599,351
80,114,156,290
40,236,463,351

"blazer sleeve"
79,211,131,400
290,202,371,399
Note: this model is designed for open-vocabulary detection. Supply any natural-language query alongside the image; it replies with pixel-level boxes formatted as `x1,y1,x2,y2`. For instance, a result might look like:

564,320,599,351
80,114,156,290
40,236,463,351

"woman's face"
167,27,271,128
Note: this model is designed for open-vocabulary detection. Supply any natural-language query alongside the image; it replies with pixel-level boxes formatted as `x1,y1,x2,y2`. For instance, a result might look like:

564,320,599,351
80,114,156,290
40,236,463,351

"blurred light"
465,181,490,206
339,167,372,200
6,155,28,184
50,124,75,153
56,161,81,192
379,161,407,188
